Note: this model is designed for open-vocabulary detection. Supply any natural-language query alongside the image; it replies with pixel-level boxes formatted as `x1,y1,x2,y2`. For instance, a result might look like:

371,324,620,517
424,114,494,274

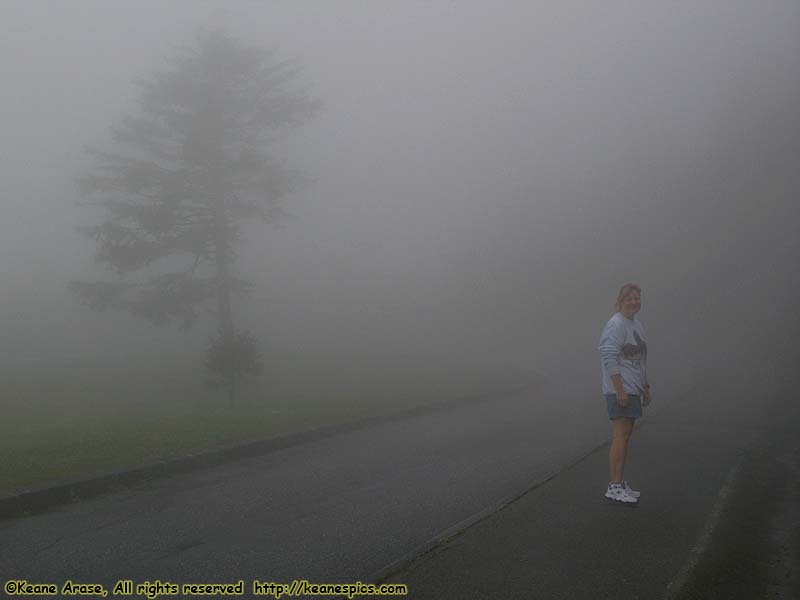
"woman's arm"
599,319,628,406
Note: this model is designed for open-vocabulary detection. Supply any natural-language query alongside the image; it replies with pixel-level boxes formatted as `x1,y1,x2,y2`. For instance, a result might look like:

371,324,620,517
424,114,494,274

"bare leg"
609,417,635,482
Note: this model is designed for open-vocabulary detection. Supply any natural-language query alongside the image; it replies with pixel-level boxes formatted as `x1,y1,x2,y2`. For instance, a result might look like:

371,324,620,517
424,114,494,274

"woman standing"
598,283,651,505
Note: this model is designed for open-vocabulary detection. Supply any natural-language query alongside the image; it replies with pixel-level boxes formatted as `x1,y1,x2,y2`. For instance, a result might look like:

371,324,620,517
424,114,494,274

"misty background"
2,1,799,428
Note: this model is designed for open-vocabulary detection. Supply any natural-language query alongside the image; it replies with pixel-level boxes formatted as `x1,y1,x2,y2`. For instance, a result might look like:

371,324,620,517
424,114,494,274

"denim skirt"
605,394,643,420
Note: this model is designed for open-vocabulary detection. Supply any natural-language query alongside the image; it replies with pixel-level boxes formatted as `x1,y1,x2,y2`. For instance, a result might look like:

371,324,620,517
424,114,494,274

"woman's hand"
642,387,652,406
615,392,630,408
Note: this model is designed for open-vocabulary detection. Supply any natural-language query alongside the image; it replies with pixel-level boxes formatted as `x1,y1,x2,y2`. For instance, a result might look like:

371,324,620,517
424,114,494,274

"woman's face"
620,291,641,319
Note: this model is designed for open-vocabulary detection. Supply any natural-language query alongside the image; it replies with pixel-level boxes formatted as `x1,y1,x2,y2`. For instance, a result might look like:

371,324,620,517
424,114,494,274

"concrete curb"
0,384,535,522
364,435,615,585
363,391,690,586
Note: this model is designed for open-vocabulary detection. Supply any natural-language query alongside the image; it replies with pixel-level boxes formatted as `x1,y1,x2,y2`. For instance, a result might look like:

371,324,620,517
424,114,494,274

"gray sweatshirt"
598,312,648,395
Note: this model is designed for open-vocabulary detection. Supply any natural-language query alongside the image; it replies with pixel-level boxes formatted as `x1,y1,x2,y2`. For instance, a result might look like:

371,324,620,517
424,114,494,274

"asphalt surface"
1,368,796,599
379,371,800,600
0,385,617,591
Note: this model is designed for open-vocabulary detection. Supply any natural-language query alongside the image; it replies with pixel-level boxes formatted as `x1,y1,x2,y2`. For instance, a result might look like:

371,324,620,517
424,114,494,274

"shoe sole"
605,496,639,507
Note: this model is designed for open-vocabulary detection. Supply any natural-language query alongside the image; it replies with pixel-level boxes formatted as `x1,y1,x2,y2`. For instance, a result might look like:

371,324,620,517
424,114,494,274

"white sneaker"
605,483,639,505
622,480,641,499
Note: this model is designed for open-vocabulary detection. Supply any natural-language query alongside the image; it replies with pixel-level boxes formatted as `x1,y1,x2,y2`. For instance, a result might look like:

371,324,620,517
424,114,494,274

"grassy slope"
1,349,532,493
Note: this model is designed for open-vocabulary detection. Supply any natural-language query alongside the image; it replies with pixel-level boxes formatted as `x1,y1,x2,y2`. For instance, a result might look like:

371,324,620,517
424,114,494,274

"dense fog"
2,1,798,419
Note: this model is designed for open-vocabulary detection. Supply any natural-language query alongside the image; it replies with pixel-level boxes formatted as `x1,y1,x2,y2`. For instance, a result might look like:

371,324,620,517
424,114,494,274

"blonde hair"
614,283,642,312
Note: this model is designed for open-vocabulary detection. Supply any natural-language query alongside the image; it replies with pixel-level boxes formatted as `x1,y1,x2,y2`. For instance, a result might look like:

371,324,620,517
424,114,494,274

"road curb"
365,434,617,585
0,384,535,522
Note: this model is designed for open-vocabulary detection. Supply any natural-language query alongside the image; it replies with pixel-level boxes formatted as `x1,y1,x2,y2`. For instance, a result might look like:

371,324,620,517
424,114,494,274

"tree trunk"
213,204,236,409
208,105,237,409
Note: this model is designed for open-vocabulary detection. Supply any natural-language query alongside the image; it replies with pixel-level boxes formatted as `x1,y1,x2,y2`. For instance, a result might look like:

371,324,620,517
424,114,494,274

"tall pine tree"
70,30,320,407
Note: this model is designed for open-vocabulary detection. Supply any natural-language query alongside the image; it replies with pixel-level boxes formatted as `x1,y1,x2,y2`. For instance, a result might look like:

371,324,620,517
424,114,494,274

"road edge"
0,384,534,522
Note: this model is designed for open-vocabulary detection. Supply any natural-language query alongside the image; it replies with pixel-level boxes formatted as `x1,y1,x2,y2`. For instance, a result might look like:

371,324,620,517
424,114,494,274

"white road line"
663,461,741,600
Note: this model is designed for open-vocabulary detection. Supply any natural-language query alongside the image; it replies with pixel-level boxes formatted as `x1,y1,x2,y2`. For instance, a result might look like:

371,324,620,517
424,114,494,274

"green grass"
0,349,531,493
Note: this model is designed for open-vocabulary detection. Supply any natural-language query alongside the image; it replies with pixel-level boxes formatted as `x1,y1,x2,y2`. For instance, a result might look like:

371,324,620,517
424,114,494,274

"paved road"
0,382,628,590
380,370,799,599
3,365,793,600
